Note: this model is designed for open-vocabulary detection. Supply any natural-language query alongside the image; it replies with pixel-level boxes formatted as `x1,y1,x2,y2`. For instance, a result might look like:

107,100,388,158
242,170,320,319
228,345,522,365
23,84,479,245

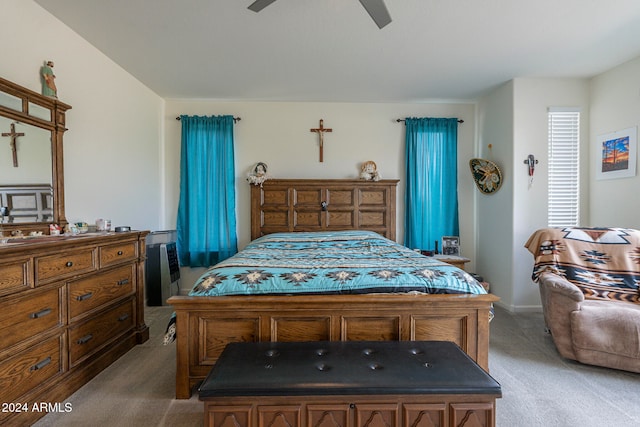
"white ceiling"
34,0,640,102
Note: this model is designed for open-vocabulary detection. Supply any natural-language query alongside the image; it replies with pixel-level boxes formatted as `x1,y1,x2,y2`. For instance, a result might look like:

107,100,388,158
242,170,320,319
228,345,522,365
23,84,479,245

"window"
548,109,580,227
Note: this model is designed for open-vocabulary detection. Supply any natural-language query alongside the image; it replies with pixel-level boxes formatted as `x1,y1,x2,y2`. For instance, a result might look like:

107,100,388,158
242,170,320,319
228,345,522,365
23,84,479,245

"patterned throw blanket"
188,230,486,296
525,227,640,304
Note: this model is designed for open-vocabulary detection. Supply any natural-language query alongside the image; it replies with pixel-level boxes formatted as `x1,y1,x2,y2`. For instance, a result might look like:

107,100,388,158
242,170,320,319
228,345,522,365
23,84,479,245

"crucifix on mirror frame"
2,123,25,167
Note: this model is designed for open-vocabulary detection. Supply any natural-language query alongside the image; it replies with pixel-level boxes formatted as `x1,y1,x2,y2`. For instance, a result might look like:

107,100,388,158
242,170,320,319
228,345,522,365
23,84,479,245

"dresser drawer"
100,241,138,268
0,257,32,296
36,248,97,284
0,287,63,350
68,265,135,321
0,334,64,404
69,298,135,367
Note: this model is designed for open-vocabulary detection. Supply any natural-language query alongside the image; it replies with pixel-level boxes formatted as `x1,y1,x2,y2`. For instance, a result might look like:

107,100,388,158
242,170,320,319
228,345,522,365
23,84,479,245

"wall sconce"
524,154,539,187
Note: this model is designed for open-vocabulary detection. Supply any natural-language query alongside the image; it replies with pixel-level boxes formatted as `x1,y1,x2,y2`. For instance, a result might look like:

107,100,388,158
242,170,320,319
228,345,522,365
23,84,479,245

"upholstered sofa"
525,227,640,373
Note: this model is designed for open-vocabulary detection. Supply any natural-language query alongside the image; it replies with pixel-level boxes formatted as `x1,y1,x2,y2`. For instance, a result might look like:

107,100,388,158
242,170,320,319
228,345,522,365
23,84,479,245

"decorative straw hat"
469,158,503,194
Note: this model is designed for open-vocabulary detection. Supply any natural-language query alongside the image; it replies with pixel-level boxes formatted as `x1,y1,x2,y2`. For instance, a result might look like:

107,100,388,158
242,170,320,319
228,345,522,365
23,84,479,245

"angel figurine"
359,160,381,181
247,162,269,186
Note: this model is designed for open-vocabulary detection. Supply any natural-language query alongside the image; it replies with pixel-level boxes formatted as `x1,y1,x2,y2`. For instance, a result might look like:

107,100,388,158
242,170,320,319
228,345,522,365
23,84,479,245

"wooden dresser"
251,179,399,241
0,231,149,426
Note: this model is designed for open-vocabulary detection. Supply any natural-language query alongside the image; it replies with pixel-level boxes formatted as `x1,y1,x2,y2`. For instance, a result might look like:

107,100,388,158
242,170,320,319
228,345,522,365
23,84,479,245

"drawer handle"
117,250,124,256
65,261,73,267
76,292,93,301
118,313,130,322
30,357,52,372
77,334,93,345
30,308,52,319
117,279,129,286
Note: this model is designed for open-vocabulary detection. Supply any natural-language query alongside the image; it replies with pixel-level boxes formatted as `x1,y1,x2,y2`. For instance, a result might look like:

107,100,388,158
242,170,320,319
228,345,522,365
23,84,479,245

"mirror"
0,119,52,187
0,76,71,236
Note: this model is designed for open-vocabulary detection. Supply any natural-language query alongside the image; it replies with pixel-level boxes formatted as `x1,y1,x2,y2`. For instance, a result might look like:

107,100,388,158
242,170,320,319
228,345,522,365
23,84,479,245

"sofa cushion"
571,301,640,373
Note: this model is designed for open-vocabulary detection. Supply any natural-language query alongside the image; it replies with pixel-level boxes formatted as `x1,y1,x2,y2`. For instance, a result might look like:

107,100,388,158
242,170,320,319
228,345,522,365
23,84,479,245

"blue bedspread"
189,230,486,296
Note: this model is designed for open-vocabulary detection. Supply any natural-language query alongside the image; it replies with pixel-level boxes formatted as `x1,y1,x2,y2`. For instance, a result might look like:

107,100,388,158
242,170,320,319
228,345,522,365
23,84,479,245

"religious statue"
359,160,381,181
41,60,57,98
247,162,269,186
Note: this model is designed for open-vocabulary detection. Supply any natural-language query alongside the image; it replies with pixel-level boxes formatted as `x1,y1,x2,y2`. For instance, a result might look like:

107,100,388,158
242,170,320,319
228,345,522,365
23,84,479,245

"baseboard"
494,300,542,313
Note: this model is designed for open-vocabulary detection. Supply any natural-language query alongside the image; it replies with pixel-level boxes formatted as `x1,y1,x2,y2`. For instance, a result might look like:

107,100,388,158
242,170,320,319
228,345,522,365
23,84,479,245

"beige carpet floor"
33,304,640,427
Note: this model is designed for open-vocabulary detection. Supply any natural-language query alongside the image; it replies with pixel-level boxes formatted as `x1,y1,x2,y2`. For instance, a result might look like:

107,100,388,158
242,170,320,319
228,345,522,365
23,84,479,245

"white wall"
163,101,477,248
589,56,640,228
476,81,515,308
477,78,590,312
0,0,164,231
511,78,590,311
163,101,478,291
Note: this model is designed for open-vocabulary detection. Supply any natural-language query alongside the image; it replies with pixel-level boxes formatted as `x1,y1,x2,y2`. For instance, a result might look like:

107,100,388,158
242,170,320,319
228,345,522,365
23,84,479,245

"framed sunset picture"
596,127,637,180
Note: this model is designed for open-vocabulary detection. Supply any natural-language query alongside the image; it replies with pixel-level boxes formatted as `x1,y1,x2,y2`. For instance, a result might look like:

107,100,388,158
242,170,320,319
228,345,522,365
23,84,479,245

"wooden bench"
199,340,501,427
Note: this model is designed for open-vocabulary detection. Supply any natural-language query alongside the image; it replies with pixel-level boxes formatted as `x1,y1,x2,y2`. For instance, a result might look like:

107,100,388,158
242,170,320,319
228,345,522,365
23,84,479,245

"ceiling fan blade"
248,0,278,13
359,0,392,29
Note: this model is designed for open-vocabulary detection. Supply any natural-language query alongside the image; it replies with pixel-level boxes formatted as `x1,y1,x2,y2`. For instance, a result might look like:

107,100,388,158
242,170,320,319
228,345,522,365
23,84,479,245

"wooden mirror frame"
0,76,71,236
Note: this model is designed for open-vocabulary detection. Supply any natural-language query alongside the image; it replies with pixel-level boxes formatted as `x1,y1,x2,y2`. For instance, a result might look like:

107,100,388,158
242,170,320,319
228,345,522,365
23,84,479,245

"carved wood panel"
271,316,332,342
327,188,354,205
308,404,351,427
403,403,446,427
341,316,401,341
207,405,251,427
196,316,260,374
258,405,301,427
450,403,495,427
355,404,399,427
204,398,497,427
411,313,475,359
251,179,398,241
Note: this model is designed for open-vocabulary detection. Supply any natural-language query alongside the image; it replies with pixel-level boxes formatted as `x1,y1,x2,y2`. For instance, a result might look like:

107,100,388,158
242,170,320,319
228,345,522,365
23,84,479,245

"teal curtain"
177,115,237,267
404,117,459,251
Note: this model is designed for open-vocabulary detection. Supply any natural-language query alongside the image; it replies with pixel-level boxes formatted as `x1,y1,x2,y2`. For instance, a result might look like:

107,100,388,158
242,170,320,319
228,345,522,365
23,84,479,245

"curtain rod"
176,116,241,123
396,118,463,123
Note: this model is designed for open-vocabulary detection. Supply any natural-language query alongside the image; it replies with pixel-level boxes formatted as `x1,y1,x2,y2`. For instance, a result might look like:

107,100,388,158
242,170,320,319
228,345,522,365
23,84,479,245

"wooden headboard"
250,179,399,241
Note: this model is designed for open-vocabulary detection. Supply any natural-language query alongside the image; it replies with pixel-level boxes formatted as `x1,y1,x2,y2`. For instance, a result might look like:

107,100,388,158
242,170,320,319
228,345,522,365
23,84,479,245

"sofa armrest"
538,272,584,303
537,272,584,360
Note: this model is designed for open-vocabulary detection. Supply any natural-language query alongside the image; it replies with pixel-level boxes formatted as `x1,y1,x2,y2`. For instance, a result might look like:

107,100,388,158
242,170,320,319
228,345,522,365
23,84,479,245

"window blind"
548,109,580,227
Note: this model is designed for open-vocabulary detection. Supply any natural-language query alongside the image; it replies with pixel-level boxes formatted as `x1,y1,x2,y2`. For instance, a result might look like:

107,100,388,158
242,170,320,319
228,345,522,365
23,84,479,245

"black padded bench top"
199,340,501,398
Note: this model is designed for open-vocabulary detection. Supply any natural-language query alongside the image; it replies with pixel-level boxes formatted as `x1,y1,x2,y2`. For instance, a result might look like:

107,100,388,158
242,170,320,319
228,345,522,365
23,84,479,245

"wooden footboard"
168,293,499,399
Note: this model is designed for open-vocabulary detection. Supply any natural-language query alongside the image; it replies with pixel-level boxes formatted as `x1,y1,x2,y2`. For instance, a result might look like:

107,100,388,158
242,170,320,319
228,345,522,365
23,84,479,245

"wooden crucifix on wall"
310,119,332,162
2,123,25,167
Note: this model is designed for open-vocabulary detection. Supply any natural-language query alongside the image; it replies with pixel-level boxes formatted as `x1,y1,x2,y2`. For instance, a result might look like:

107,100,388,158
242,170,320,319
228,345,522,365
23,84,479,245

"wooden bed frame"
168,179,499,399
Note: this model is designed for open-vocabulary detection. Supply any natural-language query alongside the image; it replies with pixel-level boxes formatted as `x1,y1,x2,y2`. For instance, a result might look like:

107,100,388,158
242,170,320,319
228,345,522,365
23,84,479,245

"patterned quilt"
188,230,486,296
525,227,640,304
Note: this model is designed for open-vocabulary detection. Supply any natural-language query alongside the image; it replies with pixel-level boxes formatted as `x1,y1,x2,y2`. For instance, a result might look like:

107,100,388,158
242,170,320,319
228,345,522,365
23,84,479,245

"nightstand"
433,254,471,271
